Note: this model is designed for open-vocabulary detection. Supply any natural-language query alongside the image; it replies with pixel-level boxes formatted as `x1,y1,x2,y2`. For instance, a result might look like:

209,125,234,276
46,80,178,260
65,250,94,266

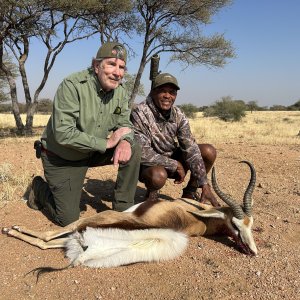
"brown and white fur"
2,161,258,269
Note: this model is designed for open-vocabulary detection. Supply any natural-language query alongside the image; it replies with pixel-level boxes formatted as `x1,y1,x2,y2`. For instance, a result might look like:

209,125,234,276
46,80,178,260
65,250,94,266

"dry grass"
1,111,299,145
0,162,32,205
190,111,300,145
0,111,299,203
0,113,50,129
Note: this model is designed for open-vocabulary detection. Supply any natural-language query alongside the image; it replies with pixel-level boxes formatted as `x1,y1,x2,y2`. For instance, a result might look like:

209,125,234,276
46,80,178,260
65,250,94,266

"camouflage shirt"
130,96,207,187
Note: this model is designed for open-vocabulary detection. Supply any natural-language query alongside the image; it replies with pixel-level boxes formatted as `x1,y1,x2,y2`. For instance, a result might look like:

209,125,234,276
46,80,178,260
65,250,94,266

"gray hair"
91,57,104,68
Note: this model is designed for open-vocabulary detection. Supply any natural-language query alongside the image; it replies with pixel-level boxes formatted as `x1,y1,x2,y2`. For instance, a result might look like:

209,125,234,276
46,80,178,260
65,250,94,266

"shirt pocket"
106,113,119,131
94,113,119,139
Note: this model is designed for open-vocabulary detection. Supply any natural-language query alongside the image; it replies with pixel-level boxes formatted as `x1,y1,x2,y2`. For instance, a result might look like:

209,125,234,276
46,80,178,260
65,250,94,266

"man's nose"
113,66,123,77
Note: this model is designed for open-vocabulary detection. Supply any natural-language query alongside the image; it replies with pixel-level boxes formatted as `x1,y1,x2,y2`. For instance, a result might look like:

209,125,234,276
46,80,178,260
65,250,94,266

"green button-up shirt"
42,68,134,161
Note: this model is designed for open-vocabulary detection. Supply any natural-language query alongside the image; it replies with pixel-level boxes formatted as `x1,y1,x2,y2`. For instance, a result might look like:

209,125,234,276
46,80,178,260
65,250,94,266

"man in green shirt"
27,42,141,226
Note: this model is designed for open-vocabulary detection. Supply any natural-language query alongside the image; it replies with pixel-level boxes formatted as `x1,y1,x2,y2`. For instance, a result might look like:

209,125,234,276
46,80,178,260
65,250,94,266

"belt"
41,146,58,157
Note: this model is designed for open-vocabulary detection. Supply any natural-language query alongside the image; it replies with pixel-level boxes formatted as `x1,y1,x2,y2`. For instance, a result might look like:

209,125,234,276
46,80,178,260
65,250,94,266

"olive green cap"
95,42,127,63
152,73,180,90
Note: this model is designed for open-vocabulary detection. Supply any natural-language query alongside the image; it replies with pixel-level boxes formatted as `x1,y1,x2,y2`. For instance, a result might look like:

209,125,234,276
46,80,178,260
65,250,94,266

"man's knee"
141,166,168,190
198,144,217,173
198,144,217,162
55,211,79,227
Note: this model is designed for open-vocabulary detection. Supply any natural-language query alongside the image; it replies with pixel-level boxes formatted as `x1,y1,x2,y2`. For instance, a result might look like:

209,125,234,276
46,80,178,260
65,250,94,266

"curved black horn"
211,167,244,220
239,161,256,217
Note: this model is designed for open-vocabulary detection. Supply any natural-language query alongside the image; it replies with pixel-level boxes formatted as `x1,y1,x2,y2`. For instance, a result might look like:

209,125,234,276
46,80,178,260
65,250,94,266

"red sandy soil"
0,139,299,300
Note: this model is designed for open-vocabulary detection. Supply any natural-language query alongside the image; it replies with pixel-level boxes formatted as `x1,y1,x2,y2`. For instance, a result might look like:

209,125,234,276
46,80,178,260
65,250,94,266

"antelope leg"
5,228,68,249
10,224,75,241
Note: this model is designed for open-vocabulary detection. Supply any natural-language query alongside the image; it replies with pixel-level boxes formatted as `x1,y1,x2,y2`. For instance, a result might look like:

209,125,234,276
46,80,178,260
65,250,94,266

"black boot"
27,176,45,210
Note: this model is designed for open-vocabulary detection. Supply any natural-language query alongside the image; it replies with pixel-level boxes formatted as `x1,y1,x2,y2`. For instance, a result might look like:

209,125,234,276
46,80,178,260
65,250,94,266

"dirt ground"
0,139,299,300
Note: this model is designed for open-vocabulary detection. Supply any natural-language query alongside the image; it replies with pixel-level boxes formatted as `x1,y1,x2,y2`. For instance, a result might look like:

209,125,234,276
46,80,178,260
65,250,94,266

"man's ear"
93,60,100,74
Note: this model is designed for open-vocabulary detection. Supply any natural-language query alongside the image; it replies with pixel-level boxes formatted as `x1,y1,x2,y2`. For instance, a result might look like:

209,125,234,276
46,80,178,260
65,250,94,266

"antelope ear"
188,209,225,219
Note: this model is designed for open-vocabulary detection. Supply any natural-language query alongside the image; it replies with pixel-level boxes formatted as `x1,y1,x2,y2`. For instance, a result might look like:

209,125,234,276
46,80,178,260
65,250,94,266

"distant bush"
178,103,198,119
203,96,246,122
0,98,53,114
36,98,53,114
269,105,287,111
0,104,11,113
287,100,300,111
0,103,27,113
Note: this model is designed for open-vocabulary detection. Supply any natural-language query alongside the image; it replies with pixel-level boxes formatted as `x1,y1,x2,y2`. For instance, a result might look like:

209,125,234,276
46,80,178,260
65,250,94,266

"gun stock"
149,54,160,89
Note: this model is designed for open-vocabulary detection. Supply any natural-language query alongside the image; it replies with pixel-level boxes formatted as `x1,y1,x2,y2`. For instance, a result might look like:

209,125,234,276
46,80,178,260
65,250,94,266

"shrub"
178,103,198,119
203,96,246,122
36,98,53,114
287,100,300,111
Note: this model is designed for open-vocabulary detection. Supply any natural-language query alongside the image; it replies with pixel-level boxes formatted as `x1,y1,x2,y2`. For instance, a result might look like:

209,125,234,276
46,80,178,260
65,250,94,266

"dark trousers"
35,143,141,226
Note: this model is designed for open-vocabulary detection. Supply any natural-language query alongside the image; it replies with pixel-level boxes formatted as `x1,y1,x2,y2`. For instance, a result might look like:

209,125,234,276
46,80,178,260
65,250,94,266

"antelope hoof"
2,227,10,234
12,225,21,231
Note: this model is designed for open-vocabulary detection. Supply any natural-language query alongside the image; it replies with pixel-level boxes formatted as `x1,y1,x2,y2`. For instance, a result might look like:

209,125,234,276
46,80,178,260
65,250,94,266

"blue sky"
21,0,300,107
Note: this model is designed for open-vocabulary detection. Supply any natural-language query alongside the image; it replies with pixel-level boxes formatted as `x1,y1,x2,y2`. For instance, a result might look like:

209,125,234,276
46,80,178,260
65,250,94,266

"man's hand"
111,140,132,166
200,184,221,207
106,127,132,149
174,161,186,184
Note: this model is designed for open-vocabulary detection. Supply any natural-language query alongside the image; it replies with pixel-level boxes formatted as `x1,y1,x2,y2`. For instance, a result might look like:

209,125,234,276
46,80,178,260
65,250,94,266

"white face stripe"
232,216,257,255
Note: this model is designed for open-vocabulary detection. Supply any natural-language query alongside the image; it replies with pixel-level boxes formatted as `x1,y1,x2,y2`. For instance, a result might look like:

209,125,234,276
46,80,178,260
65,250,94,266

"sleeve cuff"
93,138,107,153
120,132,134,146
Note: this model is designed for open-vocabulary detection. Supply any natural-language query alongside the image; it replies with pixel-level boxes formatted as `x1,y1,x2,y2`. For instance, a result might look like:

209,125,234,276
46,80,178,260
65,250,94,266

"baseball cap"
95,42,127,63
152,73,180,90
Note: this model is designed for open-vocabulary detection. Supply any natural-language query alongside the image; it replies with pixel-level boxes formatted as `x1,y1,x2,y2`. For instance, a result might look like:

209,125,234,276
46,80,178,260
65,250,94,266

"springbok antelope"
2,161,258,270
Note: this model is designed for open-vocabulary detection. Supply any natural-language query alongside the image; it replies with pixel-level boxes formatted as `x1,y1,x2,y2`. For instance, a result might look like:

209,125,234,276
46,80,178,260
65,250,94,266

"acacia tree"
1,0,140,134
1,0,235,134
247,100,259,113
0,0,99,135
0,1,39,130
129,0,235,104
75,0,135,45
0,54,18,103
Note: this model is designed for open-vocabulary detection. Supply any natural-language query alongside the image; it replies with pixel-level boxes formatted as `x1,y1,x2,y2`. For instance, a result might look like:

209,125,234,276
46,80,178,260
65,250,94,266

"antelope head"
191,161,258,256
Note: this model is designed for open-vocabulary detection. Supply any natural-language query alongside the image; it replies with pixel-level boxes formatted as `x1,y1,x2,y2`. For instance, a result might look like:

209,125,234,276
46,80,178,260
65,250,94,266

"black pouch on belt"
34,140,42,159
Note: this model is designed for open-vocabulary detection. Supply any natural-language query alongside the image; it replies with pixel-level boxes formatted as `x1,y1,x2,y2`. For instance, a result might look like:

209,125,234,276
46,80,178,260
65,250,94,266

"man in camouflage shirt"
130,73,220,206
26,42,141,226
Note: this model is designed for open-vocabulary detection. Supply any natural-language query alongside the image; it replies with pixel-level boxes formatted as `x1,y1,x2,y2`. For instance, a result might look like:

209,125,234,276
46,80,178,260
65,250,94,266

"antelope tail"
65,227,189,268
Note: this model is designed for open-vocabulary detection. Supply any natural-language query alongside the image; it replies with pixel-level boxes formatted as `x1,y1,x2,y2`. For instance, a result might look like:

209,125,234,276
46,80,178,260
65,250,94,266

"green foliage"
269,105,287,111
178,103,199,119
0,0,105,135
287,100,300,111
0,98,53,113
129,0,235,103
0,104,12,113
203,96,246,122
246,100,259,112
198,105,209,112
0,54,18,103
123,73,145,97
36,98,53,113
0,90,9,103
268,100,300,111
